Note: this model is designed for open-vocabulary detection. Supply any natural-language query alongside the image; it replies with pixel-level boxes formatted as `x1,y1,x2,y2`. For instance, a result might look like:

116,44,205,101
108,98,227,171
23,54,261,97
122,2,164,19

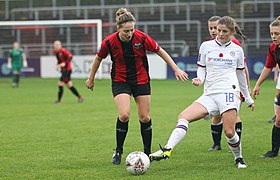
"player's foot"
208,144,221,151
235,158,247,169
149,144,172,162
260,150,278,158
112,149,122,165
54,100,61,104
12,83,18,88
267,115,276,123
78,97,84,103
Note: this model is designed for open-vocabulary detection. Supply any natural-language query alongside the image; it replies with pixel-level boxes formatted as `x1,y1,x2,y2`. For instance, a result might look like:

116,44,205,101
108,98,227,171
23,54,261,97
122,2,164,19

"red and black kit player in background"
85,7,188,165
53,40,84,103
253,16,280,158
207,16,251,151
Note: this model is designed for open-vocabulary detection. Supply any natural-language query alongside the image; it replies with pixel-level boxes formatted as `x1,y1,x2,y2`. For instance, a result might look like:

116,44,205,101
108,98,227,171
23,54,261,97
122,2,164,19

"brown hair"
218,16,247,42
208,16,221,22
270,16,280,27
115,8,136,27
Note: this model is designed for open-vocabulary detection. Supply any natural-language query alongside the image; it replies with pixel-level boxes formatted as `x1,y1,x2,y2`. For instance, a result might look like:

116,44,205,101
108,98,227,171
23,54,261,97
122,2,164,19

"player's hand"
248,103,255,111
60,62,66,67
174,69,188,82
23,60,28,68
192,78,202,86
7,62,12,69
252,85,260,99
85,79,94,91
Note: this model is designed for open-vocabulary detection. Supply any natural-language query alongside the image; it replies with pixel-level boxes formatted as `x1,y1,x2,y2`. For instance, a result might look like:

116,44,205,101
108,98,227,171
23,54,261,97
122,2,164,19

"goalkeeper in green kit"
7,42,28,88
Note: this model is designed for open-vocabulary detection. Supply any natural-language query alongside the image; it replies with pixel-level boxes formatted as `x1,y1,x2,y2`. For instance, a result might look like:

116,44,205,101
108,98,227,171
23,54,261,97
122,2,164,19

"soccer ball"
125,151,150,175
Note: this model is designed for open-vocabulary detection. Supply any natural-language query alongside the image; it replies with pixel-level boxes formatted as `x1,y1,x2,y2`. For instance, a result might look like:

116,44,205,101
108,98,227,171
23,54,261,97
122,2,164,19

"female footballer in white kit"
150,16,254,169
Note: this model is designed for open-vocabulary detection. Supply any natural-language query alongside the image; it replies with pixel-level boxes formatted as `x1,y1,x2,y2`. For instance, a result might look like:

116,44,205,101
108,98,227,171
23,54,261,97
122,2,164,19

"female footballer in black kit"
85,8,188,165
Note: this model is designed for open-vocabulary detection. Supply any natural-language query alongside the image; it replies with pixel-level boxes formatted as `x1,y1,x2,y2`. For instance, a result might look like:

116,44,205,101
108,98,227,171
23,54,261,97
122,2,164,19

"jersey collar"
215,37,231,47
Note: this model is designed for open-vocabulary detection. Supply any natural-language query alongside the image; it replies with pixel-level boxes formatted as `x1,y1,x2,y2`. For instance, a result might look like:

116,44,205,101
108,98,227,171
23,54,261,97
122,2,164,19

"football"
125,151,150,175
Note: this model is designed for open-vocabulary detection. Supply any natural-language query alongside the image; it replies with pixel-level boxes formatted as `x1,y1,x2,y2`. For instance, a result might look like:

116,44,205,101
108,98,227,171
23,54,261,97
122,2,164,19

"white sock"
165,119,189,149
227,132,242,159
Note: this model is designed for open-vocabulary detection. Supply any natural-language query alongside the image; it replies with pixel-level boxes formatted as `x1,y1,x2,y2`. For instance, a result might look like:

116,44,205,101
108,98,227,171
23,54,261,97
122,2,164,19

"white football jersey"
197,38,245,95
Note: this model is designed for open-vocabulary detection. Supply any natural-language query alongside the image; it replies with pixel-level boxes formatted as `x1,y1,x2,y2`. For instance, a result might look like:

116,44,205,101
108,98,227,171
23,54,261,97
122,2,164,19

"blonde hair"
218,16,247,42
208,16,221,22
270,16,280,27
115,8,136,27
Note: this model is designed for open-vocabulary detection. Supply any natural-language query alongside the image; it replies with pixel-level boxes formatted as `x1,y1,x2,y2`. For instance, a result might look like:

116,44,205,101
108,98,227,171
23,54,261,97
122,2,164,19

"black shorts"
60,70,71,83
112,82,151,97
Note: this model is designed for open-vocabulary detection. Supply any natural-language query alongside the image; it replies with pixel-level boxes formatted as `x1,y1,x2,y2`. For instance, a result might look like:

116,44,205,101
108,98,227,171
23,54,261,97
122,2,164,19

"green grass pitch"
0,78,279,179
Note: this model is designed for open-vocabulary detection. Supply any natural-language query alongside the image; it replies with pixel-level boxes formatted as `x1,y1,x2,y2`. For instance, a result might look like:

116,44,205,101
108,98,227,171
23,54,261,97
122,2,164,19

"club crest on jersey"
134,42,142,49
230,51,235,57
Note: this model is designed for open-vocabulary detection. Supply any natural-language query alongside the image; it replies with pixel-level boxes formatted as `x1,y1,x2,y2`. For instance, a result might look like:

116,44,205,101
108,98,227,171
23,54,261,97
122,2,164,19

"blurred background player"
267,65,279,123
7,42,28,88
207,16,251,151
53,40,84,103
85,8,188,165
150,16,254,169
253,16,280,158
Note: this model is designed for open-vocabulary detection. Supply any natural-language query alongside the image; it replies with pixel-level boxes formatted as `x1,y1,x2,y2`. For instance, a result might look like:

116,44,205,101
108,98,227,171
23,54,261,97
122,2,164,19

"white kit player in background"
149,16,254,169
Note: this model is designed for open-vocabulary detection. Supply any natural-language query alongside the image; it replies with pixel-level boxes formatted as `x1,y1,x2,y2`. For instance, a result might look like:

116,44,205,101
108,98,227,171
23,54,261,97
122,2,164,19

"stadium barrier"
0,55,272,79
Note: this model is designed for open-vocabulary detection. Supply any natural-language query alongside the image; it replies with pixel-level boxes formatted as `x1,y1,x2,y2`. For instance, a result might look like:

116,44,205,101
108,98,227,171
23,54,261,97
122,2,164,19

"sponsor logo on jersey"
134,42,142,49
213,58,233,65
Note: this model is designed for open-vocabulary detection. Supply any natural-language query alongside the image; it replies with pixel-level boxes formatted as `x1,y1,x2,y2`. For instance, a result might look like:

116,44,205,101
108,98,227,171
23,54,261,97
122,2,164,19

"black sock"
12,74,16,84
69,86,81,98
211,123,222,146
58,86,63,101
16,74,20,84
272,125,280,154
116,118,128,153
235,122,242,140
140,120,152,155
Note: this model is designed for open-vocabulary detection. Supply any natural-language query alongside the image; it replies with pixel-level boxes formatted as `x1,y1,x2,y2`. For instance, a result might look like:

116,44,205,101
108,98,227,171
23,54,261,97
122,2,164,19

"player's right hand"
192,78,202,86
252,85,260,99
85,79,94,91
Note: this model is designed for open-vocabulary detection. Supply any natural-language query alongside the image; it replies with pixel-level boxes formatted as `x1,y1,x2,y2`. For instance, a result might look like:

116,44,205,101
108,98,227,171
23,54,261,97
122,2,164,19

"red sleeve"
265,45,276,68
96,39,109,59
144,34,161,53
61,48,73,62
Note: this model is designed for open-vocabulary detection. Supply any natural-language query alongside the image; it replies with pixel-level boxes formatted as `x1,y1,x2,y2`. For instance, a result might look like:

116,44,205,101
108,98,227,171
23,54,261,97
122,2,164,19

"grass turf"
0,78,279,179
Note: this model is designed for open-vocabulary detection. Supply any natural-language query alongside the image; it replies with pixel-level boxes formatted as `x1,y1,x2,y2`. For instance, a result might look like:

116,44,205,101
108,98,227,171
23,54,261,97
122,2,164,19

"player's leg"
65,71,84,102
111,82,132,165
133,83,152,156
12,67,20,88
209,115,222,151
135,95,151,156
261,96,280,158
222,109,246,168
268,89,280,123
150,100,209,162
56,80,64,103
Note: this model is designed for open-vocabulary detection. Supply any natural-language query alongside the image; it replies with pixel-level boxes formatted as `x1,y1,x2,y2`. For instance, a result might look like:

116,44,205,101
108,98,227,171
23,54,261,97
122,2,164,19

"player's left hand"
248,103,255,111
174,69,188,82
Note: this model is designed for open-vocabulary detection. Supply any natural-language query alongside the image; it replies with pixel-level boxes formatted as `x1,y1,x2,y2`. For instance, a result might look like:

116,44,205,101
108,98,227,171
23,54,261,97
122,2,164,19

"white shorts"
195,92,241,120
276,72,280,89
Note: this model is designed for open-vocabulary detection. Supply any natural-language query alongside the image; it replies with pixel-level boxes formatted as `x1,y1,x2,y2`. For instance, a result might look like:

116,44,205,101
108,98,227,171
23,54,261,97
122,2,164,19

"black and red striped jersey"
53,48,73,71
265,42,280,69
97,29,160,85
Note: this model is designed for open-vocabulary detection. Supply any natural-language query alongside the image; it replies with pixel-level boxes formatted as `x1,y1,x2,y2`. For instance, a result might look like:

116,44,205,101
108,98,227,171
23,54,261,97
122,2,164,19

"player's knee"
119,113,130,122
275,117,280,127
224,129,235,139
139,115,150,123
